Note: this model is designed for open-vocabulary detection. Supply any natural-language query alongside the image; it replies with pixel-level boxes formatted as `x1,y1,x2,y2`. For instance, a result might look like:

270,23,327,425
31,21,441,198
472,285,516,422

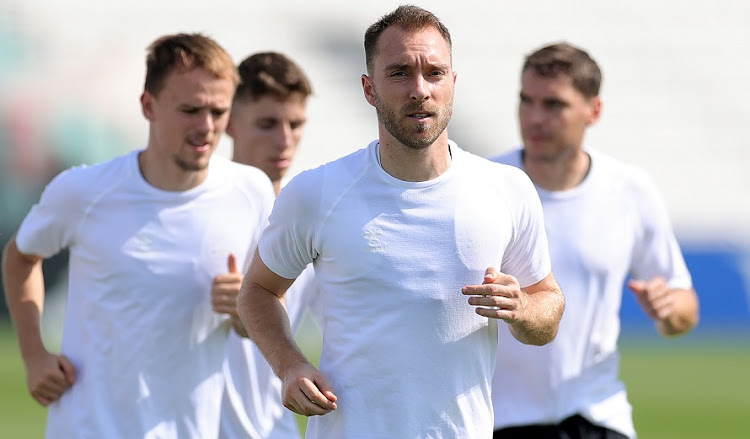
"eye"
257,119,277,130
211,109,228,117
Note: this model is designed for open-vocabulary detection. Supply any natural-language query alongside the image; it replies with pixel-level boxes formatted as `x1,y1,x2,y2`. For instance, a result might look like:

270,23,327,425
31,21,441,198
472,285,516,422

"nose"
410,75,429,101
196,110,215,134
273,123,294,149
520,104,545,126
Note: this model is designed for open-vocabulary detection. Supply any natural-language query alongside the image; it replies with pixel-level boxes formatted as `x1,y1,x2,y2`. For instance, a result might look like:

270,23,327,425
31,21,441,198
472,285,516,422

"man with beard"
237,5,565,438
2,33,275,438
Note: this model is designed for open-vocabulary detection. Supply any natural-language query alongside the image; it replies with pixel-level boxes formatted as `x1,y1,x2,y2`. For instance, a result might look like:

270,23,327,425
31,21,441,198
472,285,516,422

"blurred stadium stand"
1,1,748,334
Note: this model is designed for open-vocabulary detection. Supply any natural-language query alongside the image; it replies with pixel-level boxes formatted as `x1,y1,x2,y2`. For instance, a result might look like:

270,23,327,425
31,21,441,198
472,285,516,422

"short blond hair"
144,33,238,96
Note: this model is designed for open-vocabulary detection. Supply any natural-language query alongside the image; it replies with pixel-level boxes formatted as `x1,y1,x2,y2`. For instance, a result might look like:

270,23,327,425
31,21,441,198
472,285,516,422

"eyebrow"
383,62,409,71
383,61,451,71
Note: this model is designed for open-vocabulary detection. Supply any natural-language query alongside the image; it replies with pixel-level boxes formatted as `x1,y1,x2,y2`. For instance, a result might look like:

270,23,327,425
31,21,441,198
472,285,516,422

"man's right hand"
25,350,76,406
281,361,337,416
211,253,243,319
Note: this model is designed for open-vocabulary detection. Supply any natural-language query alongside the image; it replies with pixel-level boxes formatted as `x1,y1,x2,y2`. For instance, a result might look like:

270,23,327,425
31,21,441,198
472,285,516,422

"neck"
522,148,590,191
378,133,451,182
271,180,282,197
138,149,208,192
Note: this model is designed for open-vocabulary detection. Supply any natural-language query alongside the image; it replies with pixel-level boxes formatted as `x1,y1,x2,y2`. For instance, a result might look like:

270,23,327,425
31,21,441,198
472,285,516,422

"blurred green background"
2,321,748,438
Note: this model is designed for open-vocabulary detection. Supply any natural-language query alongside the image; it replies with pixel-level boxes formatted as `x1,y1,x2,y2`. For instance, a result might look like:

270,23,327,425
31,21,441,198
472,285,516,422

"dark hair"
234,52,312,104
364,5,452,73
523,42,602,98
143,33,237,96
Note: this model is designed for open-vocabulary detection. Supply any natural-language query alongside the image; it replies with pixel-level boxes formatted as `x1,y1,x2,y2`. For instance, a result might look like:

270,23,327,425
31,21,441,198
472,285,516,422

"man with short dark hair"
213,51,317,439
238,6,565,438
490,42,699,439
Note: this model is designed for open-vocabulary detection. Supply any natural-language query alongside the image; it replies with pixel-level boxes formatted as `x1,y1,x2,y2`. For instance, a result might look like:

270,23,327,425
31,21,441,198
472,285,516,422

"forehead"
159,67,235,102
233,93,308,117
521,69,580,97
374,25,451,68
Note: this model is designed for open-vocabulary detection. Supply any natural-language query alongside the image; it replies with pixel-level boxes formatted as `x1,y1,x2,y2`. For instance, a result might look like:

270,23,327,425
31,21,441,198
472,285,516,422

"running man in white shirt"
212,51,320,439
237,6,565,439
1,33,276,438
490,42,699,439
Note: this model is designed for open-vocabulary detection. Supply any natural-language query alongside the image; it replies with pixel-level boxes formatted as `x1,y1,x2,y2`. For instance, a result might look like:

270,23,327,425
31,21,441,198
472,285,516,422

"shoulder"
589,149,660,198
214,156,275,195
459,146,535,192
40,152,134,203
458,146,524,175
488,147,523,168
321,145,371,181
458,147,533,191
285,145,371,196
208,157,275,209
451,148,539,220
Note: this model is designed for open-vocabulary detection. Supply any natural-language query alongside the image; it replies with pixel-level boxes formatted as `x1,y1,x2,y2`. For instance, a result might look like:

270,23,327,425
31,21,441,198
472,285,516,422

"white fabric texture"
219,266,321,439
15,150,275,439
257,140,551,439
490,148,692,438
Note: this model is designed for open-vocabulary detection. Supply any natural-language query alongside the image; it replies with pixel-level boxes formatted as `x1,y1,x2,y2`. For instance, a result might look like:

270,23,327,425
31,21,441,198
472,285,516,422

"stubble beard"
174,152,210,172
374,94,452,150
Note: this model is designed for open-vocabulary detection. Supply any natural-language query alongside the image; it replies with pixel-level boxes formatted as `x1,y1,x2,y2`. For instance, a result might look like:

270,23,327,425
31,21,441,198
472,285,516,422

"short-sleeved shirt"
491,148,692,438
258,140,551,439
16,150,275,438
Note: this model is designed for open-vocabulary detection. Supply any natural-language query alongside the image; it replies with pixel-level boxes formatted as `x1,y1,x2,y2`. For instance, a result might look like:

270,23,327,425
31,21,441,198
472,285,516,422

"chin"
176,158,210,172
523,147,550,162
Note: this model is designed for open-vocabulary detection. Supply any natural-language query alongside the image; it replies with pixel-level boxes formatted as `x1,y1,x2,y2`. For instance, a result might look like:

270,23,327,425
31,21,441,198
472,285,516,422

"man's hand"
211,253,247,335
628,277,699,336
281,361,337,417
25,350,76,406
462,267,527,322
628,277,672,321
463,268,564,345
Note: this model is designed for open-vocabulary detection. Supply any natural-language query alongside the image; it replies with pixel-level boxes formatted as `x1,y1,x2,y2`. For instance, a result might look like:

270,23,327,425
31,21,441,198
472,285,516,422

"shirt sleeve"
237,170,276,274
15,167,86,258
499,168,552,288
628,171,693,289
257,169,321,280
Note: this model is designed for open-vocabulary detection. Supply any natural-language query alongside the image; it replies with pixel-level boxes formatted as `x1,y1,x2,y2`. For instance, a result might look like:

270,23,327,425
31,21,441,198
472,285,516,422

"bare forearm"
657,288,699,337
510,286,565,346
238,283,309,377
230,317,249,338
2,239,48,362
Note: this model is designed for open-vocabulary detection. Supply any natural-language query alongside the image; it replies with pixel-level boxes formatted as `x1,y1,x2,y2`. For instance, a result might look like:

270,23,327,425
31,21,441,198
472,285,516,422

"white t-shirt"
491,148,692,438
258,140,551,439
15,150,275,439
219,266,322,439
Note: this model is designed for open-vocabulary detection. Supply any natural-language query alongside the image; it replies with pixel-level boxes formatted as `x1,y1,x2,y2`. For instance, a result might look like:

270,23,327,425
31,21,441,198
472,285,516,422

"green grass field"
0,323,47,438
1,322,747,438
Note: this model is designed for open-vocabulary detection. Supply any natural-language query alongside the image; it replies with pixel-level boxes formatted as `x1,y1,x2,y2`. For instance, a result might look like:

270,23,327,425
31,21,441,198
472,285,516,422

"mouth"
405,103,436,122
271,157,291,169
523,129,547,144
187,139,211,152
408,112,433,121
526,134,544,143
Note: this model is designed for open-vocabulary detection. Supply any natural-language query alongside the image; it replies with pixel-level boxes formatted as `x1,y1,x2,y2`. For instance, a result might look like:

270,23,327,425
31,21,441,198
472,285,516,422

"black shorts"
493,415,628,439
